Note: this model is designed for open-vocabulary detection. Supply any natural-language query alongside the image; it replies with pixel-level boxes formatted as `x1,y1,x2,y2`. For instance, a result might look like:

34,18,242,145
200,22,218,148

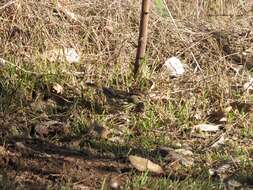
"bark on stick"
134,0,151,77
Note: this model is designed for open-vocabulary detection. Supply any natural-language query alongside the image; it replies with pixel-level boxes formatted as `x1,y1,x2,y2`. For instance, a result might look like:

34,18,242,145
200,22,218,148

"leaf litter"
128,155,164,175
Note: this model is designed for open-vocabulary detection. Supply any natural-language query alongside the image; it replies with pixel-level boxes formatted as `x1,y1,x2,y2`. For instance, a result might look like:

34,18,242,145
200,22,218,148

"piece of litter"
62,48,80,63
163,56,185,76
193,124,222,132
43,48,80,64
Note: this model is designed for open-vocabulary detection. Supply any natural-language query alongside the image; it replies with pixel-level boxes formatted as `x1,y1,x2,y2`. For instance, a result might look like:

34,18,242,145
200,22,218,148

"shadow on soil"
0,134,190,189
0,86,183,189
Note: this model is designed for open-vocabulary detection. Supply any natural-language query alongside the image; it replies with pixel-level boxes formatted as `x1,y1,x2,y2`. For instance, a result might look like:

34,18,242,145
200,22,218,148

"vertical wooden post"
134,0,151,77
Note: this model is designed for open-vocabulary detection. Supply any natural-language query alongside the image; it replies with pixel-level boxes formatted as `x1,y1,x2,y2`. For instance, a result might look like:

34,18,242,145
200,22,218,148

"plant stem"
134,0,151,78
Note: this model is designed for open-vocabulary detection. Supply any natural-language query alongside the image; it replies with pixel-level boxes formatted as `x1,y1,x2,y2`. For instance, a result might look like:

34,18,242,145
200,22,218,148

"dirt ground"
0,112,132,190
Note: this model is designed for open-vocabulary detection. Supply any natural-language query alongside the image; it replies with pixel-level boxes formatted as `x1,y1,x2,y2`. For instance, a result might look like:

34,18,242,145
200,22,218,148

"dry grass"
0,0,253,189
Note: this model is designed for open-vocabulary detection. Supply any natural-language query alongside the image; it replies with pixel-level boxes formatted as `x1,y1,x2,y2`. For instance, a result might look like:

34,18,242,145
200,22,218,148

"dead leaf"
129,155,164,175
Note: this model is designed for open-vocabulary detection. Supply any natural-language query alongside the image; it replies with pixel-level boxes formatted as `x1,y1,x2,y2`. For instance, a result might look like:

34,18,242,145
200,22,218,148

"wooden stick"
134,0,151,77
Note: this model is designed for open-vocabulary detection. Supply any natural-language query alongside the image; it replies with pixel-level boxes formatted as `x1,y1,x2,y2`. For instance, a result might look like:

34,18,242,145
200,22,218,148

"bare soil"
0,113,131,190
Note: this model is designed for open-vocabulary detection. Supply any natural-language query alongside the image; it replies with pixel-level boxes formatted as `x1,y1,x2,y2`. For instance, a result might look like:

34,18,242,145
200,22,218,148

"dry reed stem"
134,0,151,77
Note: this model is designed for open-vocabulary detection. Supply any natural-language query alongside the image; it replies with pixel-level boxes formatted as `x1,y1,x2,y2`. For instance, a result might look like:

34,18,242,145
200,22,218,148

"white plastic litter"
64,48,80,63
192,124,222,132
43,48,80,64
163,56,185,76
